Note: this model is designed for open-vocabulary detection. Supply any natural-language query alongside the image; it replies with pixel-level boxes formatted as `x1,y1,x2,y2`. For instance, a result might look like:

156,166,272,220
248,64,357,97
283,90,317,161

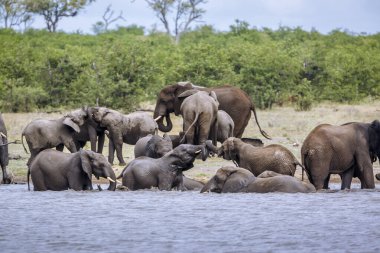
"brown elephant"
301,120,380,190
201,166,316,193
29,149,116,191
206,137,302,176
179,90,219,145
0,113,11,184
153,82,270,139
91,107,157,165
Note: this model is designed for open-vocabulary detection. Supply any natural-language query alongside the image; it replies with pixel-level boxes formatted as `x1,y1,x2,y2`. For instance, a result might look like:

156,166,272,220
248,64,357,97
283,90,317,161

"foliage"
0,25,380,112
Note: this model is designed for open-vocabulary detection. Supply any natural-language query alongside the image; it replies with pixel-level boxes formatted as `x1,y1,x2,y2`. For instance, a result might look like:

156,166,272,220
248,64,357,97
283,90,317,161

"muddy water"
1,184,380,253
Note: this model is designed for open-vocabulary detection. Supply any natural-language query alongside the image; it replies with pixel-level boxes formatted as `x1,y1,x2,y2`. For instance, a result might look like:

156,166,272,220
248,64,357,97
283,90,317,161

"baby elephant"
201,166,316,193
29,149,117,191
134,134,173,158
207,137,302,176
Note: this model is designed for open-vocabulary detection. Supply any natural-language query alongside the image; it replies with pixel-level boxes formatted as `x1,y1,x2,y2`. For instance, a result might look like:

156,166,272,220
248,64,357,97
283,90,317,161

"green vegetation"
0,25,380,112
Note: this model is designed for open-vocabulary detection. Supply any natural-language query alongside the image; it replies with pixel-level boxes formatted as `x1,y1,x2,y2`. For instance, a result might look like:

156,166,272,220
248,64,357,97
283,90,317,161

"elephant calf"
134,134,173,158
201,166,316,193
206,137,302,176
29,149,117,191
118,144,208,191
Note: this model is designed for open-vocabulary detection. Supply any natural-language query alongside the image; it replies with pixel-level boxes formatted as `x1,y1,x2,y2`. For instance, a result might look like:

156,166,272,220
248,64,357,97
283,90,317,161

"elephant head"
90,107,113,127
63,107,89,133
166,144,209,171
153,82,195,132
80,149,116,191
201,166,255,193
369,120,380,164
147,134,173,158
206,138,240,164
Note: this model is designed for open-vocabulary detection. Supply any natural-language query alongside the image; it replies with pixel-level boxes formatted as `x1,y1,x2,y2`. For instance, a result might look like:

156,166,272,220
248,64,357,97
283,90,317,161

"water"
1,184,380,253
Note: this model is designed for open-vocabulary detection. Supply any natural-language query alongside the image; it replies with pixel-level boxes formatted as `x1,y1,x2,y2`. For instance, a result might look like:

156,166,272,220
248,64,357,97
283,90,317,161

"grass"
2,101,380,184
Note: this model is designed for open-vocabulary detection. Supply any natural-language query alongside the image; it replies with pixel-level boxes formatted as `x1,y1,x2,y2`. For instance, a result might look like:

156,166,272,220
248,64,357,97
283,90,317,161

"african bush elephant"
117,144,208,191
22,108,88,167
168,132,185,148
179,90,219,145
73,107,106,153
206,137,302,176
0,113,11,184
29,149,116,191
217,110,234,143
153,82,270,139
201,167,316,193
301,120,380,190
91,107,158,165
134,134,173,158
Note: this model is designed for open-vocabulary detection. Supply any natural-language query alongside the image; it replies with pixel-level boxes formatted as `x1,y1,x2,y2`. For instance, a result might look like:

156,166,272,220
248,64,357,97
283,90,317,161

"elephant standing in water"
134,134,173,158
206,138,302,176
22,108,88,167
29,149,116,191
153,82,270,139
301,120,380,190
201,167,315,193
0,113,11,184
118,144,208,191
91,107,157,165
178,90,219,145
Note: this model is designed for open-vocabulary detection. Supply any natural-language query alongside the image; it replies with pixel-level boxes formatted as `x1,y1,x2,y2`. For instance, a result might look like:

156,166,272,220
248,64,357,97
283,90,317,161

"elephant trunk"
205,140,222,156
104,168,117,191
200,178,218,193
155,114,173,133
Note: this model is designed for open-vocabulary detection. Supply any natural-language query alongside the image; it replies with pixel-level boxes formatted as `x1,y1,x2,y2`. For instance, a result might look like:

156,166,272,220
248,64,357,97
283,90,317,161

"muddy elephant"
201,167,316,193
301,120,380,190
206,137,302,176
22,108,88,167
73,107,106,153
29,149,116,191
0,113,11,184
217,110,234,143
179,90,219,145
117,144,208,191
134,134,173,158
153,82,270,139
91,107,157,165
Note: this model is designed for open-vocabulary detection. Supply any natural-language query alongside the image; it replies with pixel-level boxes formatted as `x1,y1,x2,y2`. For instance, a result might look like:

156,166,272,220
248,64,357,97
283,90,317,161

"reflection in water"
1,184,380,253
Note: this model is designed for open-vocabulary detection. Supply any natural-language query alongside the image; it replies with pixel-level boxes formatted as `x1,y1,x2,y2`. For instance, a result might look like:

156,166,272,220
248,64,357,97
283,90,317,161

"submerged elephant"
301,120,380,190
201,167,316,193
134,134,173,158
206,138,302,176
153,82,270,139
29,149,116,191
91,107,157,165
0,113,11,184
118,144,208,191
179,90,219,145
22,108,88,167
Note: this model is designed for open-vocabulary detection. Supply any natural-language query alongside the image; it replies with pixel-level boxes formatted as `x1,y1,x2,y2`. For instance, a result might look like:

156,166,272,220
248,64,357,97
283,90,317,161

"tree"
92,4,125,34
145,0,206,43
0,0,31,29
25,0,94,32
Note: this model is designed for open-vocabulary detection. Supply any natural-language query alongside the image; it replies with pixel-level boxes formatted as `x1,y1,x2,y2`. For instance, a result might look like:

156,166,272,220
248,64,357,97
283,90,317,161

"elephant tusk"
116,179,122,184
195,150,201,154
0,132,6,138
107,177,115,183
154,115,162,122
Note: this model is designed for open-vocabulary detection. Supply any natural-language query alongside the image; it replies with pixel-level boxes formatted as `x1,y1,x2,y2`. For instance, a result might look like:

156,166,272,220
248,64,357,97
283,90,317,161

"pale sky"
31,0,380,34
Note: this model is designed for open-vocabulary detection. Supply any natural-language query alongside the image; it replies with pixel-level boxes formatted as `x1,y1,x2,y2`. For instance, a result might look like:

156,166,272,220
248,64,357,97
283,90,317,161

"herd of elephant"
1,82,380,193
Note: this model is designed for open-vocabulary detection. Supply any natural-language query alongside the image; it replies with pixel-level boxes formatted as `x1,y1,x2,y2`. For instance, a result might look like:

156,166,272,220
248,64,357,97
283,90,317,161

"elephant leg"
108,140,115,165
309,159,330,190
1,165,11,184
355,153,375,189
65,140,77,153
30,169,47,191
340,168,354,190
113,139,126,166
97,133,105,153
323,174,331,189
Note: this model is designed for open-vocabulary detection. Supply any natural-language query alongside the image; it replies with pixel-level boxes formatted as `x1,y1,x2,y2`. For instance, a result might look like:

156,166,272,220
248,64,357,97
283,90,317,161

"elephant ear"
80,150,93,182
209,91,218,103
178,89,199,98
63,117,80,133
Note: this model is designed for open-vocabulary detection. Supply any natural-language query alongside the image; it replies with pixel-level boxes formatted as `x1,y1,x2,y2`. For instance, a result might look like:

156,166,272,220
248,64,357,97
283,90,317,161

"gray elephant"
217,110,234,143
29,149,116,191
183,176,205,190
134,134,173,158
168,132,185,148
0,113,11,184
301,120,380,190
178,90,219,145
22,108,88,167
206,137,302,176
201,166,316,193
91,107,158,165
73,107,106,153
117,144,208,191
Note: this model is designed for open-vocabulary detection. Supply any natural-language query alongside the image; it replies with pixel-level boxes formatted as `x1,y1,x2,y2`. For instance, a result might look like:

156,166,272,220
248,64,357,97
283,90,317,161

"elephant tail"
250,104,271,140
21,133,29,154
180,112,199,144
294,160,305,181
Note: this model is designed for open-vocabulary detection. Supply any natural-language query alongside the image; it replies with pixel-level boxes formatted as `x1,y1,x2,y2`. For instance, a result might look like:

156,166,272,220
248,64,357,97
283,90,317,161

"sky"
31,0,380,35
